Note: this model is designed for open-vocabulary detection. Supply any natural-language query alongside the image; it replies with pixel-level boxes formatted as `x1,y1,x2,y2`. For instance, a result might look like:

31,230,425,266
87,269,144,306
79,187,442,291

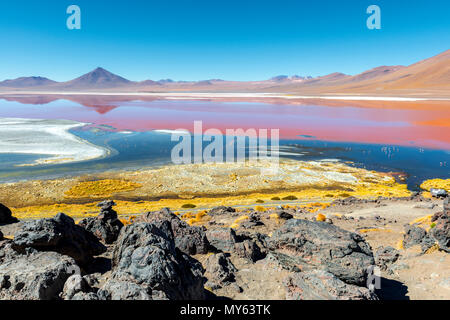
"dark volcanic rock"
0,203,18,225
277,211,294,220
98,279,154,300
375,246,400,270
234,240,264,262
204,253,237,286
430,210,450,253
137,208,210,255
268,219,374,285
102,222,205,300
13,213,106,265
61,274,94,300
403,225,427,249
206,227,238,252
0,241,78,300
78,200,123,244
402,224,438,253
284,270,378,300
331,196,362,206
208,206,236,216
240,212,264,229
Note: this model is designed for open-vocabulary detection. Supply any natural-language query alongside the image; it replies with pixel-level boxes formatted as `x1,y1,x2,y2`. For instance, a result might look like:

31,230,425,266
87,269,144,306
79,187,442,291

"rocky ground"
0,193,449,300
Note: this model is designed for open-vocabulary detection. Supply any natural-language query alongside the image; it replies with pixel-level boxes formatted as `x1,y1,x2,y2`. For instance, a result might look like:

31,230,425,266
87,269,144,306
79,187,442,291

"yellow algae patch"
120,215,136,226
186,211,210,226
0,159,412,209
420,178,450,191
396,239,405,250
269,213,279,220
229,215,250,229
422,192,433,199
424,244,440,254
316,213,326,222
65,179,142,198
410,214,434,230
410,214,433,225
255,206,266,212
229,173,238,182
358,228,393,234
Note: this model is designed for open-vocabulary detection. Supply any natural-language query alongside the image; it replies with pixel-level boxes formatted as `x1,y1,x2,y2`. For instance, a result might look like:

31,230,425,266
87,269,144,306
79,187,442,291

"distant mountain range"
0,50,448,97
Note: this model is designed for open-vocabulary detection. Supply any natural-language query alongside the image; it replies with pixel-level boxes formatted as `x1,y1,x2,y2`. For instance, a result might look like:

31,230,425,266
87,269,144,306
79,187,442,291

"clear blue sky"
0,0,449,81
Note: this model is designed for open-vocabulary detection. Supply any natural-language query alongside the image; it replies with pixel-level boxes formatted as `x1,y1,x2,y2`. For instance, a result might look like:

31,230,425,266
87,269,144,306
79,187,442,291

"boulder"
284,270,378,300
268,219,374,285
13,213,106,265
102,222,205,300
430,210,450,253
402,225,428,249
206,228,238,252
136,208,209,255
61,274,93,300
374,246,400,270
240,212,264,229
98,278,154,300
204,253,237,286
430,188,447,198
0,241,78,300
208,206,236,216
78,200,123,244
276,211,294,220
234,240,264,262
0,203,18,225
71,292,99,300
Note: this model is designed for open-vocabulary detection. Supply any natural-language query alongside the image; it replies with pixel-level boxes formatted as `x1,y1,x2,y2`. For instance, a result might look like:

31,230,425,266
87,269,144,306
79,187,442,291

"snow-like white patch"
0,117,108,166
153,129,190,135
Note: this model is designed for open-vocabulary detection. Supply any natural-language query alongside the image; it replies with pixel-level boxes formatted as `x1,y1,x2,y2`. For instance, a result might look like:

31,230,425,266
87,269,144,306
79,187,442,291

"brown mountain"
310,50,449,94
345,65,406,83
57,67,134,89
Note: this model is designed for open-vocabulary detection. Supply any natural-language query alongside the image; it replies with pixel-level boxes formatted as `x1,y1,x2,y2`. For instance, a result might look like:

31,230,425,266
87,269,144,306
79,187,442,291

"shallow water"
0,96,448,187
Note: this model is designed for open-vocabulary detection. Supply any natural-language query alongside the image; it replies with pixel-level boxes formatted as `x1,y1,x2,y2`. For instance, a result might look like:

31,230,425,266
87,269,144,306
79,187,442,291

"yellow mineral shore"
65,179,143,198
0,159,415,220
420,178,450,191
420,178,450,198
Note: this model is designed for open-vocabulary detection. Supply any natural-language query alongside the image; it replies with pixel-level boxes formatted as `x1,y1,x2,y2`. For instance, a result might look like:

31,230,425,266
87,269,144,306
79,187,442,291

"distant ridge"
0,76,57,87
0,50,448,97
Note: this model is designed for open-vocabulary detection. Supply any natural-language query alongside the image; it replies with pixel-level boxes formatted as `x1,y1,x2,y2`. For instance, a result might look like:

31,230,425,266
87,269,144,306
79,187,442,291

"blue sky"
0,0,449,81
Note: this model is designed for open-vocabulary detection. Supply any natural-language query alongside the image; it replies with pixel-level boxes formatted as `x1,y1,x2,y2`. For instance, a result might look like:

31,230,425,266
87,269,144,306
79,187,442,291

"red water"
1,95,449,149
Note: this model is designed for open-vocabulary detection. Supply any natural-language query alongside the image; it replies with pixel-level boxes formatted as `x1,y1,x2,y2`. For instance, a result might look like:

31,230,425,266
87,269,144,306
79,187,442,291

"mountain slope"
58,67,134,89
322,50,450,92
0,76,57,87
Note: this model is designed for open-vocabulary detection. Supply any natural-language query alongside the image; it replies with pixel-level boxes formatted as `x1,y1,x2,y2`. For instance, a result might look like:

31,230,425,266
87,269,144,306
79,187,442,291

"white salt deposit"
0,118,108,166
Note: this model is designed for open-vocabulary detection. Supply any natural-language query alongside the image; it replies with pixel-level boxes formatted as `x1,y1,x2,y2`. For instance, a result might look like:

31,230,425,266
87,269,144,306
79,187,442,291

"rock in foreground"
137,208,210,255
100,222,205,300
268,219,374,285
0,241,78,300
430,210,450,253
78,200,123,244
284,270,378,300
0,203,18,225
13,213,106,265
